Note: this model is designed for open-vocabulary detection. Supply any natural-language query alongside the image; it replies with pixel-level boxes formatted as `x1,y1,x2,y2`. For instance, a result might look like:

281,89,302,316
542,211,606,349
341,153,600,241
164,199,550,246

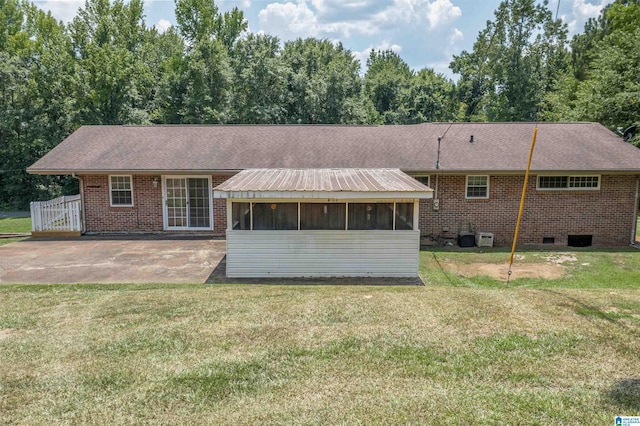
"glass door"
164,177,212,229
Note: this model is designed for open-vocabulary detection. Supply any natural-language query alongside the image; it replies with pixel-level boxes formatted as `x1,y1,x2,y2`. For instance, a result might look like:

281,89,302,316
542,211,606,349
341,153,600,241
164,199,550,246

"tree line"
1,0,639,209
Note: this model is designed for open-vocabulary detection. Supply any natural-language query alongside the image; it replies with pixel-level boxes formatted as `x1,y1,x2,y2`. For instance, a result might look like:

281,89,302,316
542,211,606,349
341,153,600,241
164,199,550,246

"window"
414,176,430,187
110,175,133,206
231,202,251,230
252,203,298,230
537,175,600,190
466,175,489,199
300,203,346,230
230,201,416,231
348,203,393,230
394,203,414,230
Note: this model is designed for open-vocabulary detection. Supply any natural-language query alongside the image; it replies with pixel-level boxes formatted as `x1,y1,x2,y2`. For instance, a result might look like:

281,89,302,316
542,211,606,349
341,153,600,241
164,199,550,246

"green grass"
421,247,640,289
0,218,30,246
0,217,31,233
2,282,640,424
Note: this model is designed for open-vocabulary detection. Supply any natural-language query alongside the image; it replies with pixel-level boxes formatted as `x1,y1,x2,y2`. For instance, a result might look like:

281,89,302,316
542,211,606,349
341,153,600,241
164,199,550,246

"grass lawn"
2,248,640,424
0,217,31,246
0,217,31,234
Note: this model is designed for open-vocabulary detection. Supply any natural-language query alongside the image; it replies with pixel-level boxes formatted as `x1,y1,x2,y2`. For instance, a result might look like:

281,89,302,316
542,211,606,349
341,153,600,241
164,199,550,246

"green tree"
0,0,78,208
229,34,288,124
281,38,367,124
69,0,153,124
364,49,413,124
570,1,640,138
406,68,458,122
450,0,568,121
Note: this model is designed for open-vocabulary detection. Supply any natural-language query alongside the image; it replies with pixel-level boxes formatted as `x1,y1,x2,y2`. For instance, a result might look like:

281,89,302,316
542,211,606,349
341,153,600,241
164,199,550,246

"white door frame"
162,175,214,231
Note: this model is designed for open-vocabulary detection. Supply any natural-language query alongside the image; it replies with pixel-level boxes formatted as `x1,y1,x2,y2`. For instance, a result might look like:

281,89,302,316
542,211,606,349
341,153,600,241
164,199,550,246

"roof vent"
469,135,474,143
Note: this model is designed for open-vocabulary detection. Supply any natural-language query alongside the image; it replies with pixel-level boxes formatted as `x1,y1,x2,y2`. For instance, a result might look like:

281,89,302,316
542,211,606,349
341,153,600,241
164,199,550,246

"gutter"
632,175,640,248
71,173,87,234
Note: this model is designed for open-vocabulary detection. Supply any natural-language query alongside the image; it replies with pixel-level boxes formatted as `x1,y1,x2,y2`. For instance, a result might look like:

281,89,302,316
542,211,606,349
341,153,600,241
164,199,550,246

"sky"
33,0,614,79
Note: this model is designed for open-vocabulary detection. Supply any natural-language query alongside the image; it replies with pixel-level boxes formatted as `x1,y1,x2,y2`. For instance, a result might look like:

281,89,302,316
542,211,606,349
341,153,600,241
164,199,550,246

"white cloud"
258,1,317,38
258,0,378,39
155,19,172,34
425,0,461,30
565,0,614,34
258,0,462,41
449,27,463,44
36,0,84,23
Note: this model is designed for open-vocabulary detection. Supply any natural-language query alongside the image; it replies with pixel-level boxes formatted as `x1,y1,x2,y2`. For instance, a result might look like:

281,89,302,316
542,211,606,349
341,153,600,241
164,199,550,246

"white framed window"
466,175,489,199
413,175,430,187
109,175,133,206
537,175,600,190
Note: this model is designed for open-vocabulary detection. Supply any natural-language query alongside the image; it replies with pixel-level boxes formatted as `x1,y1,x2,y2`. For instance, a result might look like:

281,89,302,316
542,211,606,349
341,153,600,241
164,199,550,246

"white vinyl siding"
226,230,420,277
109,175,133,207
537,175,600,190
465,175,489,199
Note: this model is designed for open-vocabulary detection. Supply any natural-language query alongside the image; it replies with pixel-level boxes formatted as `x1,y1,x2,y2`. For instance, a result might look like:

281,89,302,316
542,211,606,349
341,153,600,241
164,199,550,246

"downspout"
631,175,639,247
72,173,86,234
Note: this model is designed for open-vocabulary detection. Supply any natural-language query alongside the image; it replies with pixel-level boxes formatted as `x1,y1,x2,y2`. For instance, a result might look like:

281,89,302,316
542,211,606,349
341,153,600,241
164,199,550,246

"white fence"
30,195,82,233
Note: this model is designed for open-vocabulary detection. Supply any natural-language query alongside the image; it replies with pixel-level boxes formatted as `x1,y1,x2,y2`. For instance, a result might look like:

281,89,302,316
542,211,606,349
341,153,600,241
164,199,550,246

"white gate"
30,195,82,233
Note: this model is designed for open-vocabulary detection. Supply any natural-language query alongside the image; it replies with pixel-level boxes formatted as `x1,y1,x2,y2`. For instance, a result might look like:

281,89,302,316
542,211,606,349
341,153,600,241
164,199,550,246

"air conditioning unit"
476,232,494,247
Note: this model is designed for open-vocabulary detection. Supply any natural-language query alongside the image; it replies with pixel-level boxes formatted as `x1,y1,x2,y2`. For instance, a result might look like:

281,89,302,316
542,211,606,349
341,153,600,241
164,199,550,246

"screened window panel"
231,202,251,230
395,203,414,230
348,203,393,230
300,203,346,230
252,203,298,230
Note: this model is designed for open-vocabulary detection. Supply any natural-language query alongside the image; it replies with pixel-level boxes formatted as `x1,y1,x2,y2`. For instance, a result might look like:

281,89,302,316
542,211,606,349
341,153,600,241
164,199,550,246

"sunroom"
213,168,433,278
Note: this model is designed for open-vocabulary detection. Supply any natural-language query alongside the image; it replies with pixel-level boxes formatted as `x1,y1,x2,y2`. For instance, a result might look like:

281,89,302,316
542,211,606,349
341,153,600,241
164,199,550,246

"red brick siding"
419,174,639,247
81,173,638,247
81,174,235,235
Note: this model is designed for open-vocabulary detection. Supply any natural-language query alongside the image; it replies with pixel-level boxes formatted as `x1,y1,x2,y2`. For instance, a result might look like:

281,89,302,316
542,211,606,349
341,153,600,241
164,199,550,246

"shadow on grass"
607,378,640,412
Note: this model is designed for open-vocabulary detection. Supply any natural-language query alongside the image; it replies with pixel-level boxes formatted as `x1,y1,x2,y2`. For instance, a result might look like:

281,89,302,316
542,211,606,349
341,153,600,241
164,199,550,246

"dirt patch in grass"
0,329,16,340
444,262,566,281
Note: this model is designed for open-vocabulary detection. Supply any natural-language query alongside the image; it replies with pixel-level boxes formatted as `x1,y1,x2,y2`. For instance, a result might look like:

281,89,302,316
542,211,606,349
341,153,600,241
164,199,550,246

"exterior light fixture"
153,177,159,188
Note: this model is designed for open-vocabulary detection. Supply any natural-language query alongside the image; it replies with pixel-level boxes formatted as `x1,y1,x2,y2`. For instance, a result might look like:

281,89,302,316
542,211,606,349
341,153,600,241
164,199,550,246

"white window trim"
162,175,214,231
536,175,601,191
109,175,134,207
465,175,490,199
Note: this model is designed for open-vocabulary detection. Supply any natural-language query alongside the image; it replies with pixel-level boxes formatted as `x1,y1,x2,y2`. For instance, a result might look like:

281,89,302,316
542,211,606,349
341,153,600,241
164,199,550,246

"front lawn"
1,281,639,424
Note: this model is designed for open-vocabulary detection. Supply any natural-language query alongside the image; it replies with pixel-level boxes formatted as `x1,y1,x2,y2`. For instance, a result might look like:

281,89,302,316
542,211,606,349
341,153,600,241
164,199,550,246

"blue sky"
35,0,613,78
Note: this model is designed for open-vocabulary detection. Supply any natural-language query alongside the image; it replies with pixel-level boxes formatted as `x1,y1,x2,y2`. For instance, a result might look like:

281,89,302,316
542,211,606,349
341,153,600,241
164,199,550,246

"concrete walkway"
0,236,226,284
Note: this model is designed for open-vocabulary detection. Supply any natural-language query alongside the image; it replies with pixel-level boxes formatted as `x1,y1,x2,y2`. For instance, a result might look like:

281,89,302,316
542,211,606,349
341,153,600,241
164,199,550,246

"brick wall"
81,174,234,235
419,174,639,247
81,173,639,247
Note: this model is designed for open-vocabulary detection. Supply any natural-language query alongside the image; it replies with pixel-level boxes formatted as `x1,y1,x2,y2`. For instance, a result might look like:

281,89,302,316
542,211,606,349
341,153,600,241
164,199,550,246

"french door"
163,177,212,230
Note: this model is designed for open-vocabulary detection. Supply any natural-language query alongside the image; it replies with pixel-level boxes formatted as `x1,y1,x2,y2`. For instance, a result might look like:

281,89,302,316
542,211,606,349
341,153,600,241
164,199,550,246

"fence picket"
30,195,81,233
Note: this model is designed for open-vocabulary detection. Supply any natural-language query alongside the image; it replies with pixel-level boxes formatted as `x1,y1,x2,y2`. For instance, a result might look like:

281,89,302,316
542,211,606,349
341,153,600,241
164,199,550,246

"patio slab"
0,236,226,284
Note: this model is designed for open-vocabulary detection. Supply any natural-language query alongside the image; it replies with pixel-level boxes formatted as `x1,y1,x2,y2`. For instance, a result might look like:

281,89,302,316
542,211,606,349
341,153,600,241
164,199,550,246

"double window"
109,175,133,206
537,175,600,190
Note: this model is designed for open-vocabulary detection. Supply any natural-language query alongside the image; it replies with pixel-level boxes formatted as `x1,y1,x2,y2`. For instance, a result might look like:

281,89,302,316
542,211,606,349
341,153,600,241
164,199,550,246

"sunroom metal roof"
213,168,433,199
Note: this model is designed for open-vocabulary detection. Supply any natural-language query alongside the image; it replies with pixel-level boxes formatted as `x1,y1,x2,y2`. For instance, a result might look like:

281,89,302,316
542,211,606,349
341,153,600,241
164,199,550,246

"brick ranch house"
28,122,640,248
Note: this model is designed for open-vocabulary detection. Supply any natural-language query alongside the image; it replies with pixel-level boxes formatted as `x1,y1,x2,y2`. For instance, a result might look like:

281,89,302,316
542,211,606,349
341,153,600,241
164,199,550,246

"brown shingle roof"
27,122,640,174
